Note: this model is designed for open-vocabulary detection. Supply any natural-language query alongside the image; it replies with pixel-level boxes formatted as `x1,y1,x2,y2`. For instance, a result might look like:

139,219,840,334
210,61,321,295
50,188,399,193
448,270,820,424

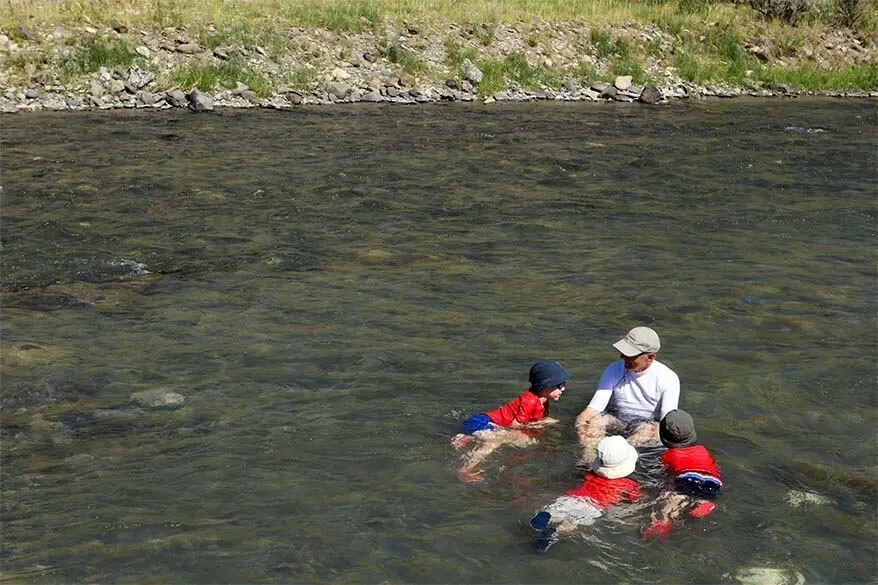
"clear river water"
1,99,876,584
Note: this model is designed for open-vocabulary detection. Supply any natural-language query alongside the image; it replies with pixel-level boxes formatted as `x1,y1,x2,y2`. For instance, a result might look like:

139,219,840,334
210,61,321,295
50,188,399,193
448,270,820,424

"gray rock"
25,88,39,99
362,51,377,63
326,81,350,99
563,78,576,92
461,58,483,84
360,90,382,102
137,91,159,105
592,82,616,99
165,89,187,107
437,86,455,100
109,79,126,95
15,24,34,41
187,88,214,111
638,84,662,104
445,78,459,90
385,85,400,98
213,47,230,60
65,97,82,108
127,66,154,89
135,45,151,58
287,91,303,105
175,42,201,54
239,89,259,103
397,71,415,87
130,388,185,409
614,75,633,90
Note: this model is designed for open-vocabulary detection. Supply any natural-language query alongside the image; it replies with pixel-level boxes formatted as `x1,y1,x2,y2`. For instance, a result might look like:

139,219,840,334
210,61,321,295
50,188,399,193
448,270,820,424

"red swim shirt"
484,391,545,427
660,444,722,479
564,472,642,508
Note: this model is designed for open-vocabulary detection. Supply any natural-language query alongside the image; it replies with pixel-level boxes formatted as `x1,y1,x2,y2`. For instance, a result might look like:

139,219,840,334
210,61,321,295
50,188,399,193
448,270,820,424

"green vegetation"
382,41,426,75
60,38,138,79
757,62,878,90
283,0,382,33
477,51,561,93
169,59,273,96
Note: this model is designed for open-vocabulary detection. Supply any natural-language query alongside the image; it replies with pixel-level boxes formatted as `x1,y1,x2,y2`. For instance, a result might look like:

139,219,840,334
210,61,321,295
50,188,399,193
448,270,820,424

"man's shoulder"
649,359,679,380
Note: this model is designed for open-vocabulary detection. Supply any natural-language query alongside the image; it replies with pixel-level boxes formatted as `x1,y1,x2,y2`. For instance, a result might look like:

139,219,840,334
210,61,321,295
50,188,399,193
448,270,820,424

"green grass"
477,51,560,93
444,38,477,70
60,39,139,79
283,66,319,90
169,59,273,96
283,0,382,32
572,61,608,85
382,42,426,75
756,62,878,90
590,28,615,58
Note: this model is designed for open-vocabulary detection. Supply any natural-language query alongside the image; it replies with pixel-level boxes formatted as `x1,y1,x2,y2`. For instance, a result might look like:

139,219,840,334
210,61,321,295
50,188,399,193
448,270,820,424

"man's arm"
657,374,681,419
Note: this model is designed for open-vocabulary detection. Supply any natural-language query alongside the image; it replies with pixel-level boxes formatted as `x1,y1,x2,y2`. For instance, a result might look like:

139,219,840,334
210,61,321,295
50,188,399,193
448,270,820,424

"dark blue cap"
528,360,571,391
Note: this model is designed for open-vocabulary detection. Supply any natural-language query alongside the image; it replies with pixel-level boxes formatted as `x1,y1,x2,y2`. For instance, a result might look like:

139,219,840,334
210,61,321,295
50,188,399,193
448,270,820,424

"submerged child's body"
451,360,570,482
529,435,642,550
642,409,723,539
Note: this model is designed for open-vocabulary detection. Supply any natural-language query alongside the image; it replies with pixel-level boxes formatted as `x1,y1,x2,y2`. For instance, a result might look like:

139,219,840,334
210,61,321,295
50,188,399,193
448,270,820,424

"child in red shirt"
529,435,642,551
451,360,570,481
642,409,723,539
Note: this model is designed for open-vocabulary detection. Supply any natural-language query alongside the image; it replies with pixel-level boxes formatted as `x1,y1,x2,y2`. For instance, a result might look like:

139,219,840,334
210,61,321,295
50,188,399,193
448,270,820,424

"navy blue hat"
528,360,571,391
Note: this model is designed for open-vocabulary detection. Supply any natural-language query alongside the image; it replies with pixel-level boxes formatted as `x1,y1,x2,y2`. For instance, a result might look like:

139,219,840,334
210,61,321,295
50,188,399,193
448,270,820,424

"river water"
1,100,875,584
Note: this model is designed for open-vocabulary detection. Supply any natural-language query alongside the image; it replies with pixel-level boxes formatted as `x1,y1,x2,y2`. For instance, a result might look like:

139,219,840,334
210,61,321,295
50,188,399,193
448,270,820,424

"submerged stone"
784,489,834,508
730,567,805,585
130,389,185,409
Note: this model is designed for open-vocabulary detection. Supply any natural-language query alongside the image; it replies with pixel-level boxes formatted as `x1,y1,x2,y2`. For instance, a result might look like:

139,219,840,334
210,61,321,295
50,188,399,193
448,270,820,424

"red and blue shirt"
660,444,722,483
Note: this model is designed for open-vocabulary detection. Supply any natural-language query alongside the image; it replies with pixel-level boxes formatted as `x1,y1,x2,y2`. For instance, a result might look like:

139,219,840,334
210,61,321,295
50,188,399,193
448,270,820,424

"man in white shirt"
575,327,680,457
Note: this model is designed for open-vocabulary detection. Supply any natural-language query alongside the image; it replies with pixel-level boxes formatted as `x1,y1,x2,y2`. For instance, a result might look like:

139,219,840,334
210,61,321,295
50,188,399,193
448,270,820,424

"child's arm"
521,417,559,428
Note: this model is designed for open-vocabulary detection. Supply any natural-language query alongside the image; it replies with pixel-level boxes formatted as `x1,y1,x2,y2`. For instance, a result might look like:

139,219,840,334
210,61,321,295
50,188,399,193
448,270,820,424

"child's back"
642,409,723,539
529,435,641,550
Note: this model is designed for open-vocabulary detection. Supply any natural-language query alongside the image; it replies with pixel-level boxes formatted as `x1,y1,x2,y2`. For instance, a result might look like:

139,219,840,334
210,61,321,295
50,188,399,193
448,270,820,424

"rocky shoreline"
3,70,877,114
2,19,876,113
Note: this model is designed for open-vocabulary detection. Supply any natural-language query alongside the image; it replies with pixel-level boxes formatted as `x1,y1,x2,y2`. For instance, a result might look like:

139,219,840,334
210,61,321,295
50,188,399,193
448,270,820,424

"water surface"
1,99,876,584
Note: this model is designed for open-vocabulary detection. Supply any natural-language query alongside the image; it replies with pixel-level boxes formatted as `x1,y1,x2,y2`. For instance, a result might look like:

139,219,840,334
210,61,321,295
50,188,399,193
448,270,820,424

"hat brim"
613,339,642,357
660,433,697,449
530,367,571,391
592,452,638,480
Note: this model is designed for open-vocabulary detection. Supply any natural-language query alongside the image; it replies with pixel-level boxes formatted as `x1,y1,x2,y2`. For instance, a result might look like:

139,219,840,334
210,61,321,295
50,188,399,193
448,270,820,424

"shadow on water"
1,99,876,584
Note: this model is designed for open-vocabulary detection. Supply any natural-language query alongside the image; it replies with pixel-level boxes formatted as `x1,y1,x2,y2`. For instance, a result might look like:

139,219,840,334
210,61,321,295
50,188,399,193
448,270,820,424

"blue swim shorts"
675,472,723,500
462,413,497,435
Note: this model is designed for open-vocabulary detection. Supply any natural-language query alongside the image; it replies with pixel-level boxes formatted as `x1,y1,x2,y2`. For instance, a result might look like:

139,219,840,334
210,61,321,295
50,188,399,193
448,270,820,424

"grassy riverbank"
1,0,876,104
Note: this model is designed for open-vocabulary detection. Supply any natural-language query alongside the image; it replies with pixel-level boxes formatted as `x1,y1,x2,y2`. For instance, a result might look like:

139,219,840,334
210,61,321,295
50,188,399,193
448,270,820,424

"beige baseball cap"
613,326,661,357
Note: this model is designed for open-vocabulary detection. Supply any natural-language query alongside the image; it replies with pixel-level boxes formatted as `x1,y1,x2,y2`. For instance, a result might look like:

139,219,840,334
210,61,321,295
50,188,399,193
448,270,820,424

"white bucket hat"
593,435,638,479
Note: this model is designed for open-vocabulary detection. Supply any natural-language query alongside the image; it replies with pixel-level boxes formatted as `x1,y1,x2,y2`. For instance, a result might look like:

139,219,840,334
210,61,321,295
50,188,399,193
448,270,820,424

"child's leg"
642,491,689,539
626,420,660,446
451,433,474,450
457,429,535,480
